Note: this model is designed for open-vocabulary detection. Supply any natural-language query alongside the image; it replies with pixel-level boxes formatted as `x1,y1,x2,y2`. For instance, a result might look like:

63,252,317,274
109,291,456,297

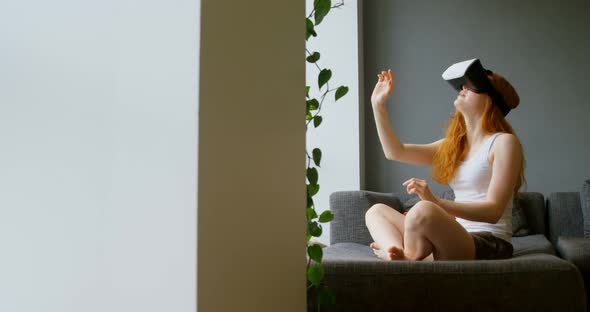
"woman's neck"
463,114,487,146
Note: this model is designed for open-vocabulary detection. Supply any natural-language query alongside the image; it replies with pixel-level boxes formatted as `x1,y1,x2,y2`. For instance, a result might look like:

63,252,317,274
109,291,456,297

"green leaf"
313,0,331,26
318,287,336,308
313,115,323,128
307,244,323,263
306,52,320,63
308,183,320,197
308,221,323,237
319,210,334,223
306,18,317,40
307,167,318,185
335,86,349,101
307,266,324,288
307,207,318,221
307,194,314,209
306,112,313,121
306,86,310,98
306,233,312,242
307,99,319,111
318,69,332,90
312,148,322,167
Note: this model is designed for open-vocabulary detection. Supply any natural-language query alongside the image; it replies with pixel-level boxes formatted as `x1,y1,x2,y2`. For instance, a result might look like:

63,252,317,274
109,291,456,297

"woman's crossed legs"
365,201,475,261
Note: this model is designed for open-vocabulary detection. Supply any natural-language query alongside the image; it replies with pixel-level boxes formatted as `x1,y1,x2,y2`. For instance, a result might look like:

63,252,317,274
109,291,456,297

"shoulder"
489,133,522,163
493,133,520,149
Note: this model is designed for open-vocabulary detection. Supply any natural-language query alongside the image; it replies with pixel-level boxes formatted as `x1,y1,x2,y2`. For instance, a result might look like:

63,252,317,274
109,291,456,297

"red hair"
431,99,526,194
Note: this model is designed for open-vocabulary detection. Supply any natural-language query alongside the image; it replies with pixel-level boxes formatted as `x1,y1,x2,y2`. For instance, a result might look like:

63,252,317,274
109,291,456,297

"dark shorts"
470,231,514,260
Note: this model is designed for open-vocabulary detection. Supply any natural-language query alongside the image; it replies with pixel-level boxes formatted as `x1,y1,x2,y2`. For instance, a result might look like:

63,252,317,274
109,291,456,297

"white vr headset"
442,58,511,116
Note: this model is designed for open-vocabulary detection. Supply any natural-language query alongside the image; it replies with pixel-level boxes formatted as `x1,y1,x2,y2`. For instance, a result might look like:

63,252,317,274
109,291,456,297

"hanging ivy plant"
306,0,348,310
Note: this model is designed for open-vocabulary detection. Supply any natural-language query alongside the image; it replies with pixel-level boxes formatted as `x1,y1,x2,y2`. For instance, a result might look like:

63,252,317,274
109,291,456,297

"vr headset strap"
485,69,511,116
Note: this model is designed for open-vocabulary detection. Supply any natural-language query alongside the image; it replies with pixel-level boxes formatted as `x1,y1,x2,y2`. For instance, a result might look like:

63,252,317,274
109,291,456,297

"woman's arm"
371,69,443,166
435,134,523,223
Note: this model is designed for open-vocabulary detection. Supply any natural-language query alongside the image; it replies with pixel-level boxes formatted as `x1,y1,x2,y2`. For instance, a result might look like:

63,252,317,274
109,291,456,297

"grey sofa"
308,190,586,312
548,180,590,310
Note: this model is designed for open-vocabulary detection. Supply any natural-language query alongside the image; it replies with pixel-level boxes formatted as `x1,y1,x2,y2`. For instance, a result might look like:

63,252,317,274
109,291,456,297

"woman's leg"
403,201,475,261
365,203,406,260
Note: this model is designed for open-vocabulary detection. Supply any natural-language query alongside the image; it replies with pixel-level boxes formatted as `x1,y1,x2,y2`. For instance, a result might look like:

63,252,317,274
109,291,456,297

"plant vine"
305,0,348,310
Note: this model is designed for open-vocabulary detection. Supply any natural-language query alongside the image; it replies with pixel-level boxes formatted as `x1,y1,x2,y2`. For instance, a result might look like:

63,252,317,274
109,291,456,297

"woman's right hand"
371,69,395,112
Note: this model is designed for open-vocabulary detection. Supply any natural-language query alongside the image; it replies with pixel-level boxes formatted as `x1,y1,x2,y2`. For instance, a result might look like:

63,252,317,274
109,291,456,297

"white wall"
0,1,198,311
305,0,362,245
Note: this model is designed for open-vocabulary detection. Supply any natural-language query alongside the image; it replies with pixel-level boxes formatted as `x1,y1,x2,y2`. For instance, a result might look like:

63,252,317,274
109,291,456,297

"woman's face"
453,85,489,117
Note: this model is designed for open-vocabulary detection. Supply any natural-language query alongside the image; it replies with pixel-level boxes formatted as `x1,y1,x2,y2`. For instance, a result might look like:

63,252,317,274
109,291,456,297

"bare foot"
370,242,407,261
386,246,407,260
370,242,389,260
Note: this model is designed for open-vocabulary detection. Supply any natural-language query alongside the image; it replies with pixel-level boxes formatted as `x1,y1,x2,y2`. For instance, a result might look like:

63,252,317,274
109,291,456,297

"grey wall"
363,0,590,196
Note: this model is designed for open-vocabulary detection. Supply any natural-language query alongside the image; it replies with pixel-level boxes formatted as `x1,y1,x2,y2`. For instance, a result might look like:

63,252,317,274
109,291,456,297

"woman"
366,67,525,261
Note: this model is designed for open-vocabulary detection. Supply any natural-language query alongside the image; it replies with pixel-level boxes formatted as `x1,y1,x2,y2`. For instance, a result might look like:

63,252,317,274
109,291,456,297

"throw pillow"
581,180,590,238
511,194,531,237
402,189,455,212
403,195,421,212
402,189,456,217
439,189,455,201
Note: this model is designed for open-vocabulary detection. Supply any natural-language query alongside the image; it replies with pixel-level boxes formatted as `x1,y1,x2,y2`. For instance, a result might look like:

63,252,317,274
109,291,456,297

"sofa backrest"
329,191,403,245
398,190,546,236
329,190,548,245
547,192,584,244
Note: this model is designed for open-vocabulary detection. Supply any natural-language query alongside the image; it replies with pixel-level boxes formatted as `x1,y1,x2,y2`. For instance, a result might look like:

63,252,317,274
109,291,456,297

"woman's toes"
370,242,379,250
378,251,389,260
388,246,405,260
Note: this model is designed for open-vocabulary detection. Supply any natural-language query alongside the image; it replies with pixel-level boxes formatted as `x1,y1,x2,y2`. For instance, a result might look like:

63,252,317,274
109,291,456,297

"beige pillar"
198,1,306,311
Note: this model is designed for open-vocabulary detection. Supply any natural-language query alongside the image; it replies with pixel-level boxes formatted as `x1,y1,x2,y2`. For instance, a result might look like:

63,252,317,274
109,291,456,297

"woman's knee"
404,201,441,230
365,203,391,220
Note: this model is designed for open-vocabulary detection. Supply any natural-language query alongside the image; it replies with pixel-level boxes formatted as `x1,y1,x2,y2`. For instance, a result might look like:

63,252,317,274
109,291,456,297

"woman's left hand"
403,178,439,203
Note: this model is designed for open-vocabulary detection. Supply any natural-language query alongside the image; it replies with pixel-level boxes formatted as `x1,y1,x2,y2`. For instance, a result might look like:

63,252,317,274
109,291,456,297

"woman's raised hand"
371,69,395,112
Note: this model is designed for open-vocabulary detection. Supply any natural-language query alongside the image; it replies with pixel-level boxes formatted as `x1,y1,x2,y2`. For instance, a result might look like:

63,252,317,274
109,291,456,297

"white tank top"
449,133,513,243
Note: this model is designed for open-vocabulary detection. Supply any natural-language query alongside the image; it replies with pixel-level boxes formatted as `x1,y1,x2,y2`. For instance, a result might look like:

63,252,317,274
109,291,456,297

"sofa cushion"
581,180,590,238
326,234,555,263
556,237,590,273
511,234,555,257
323,242,377,262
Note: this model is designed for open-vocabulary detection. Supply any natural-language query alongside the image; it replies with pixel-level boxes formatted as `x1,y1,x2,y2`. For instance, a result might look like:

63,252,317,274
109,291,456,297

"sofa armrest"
547,192,584,245
329,191,403,245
